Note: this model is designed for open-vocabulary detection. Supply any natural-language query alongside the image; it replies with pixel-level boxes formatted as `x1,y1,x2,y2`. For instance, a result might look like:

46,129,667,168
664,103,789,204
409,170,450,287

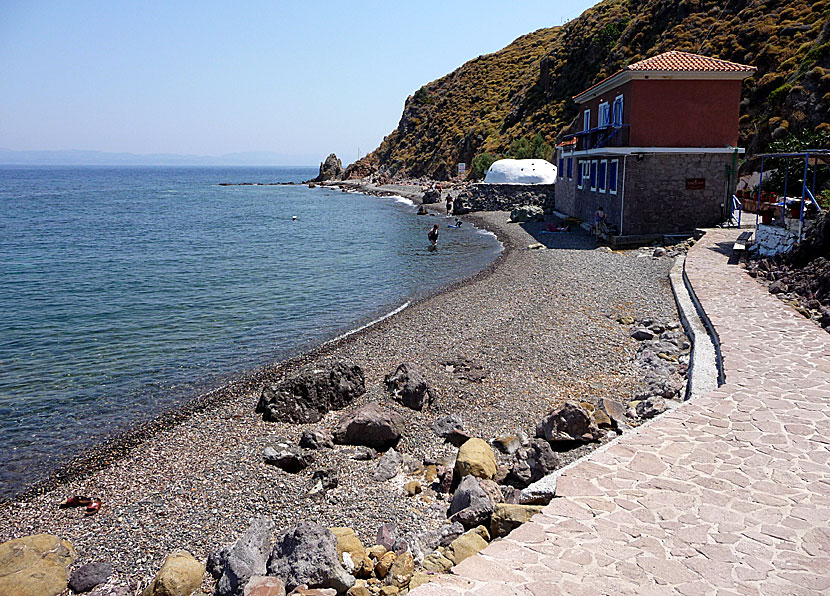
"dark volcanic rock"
69,562,113,593
535,401,602,443
310,469,338,493
448,475,496,530
332,402,405,450
299,429,334,450
504,438,560,488
372,448,402,482
312,153,344,182
422,188,441,204
266,522,354,593
385,362,435,411
213,516,275,596
263,444,314,473
430,414,471,446
256,362,365,424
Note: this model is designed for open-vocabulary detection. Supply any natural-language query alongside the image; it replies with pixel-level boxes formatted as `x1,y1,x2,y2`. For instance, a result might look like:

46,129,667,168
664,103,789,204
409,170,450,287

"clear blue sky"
0,1,597,165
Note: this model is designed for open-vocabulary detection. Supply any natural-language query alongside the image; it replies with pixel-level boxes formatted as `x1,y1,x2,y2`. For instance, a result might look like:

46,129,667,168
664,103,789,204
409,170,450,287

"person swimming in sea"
428,223,439,247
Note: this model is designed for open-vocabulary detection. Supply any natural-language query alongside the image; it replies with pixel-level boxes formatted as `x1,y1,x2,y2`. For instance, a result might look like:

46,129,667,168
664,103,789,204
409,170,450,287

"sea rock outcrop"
313,154,344,182
256,363,365,424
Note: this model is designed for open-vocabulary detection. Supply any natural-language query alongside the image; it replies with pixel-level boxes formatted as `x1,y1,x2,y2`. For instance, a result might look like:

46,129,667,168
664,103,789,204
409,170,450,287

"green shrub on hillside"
353,0,830,179
471,153,498,180
509,134,553,161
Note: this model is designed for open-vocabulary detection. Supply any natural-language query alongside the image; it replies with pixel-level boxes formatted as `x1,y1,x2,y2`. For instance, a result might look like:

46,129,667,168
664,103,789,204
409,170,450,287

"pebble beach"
0,189,679,593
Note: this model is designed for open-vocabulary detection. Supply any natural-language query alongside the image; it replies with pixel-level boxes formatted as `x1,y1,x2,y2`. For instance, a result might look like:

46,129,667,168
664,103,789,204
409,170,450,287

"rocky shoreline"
0,186,685,596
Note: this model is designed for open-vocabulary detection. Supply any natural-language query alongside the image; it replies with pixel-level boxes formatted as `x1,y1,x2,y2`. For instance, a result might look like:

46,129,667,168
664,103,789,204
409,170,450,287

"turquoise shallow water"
0,166,501,498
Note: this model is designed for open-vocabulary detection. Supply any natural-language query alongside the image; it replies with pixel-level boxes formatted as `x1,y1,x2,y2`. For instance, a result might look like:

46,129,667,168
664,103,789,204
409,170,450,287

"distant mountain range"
0,148,318,166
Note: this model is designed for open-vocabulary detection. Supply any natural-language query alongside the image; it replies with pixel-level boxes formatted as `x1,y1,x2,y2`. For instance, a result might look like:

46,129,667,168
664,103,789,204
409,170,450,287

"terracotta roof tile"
626,51,754,72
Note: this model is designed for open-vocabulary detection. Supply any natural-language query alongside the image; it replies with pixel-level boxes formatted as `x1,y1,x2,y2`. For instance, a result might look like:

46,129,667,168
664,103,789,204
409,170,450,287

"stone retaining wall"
455,184,555,214
752,218,815,257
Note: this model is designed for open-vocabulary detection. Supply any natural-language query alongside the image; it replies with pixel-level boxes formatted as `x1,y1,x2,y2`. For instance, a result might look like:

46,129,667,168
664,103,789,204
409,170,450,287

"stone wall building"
555,51,755,243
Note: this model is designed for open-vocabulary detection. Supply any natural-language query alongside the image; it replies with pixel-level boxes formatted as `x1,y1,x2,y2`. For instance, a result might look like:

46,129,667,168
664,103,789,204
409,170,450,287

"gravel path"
0,207,677,592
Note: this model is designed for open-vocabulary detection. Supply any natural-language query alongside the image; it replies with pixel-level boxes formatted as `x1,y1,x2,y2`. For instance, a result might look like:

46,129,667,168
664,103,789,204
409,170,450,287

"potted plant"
761,208,774,225
789,201,801,218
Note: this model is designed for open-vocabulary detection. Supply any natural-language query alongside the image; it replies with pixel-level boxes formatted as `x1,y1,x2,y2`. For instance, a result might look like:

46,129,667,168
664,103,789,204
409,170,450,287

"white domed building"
484,159,557,184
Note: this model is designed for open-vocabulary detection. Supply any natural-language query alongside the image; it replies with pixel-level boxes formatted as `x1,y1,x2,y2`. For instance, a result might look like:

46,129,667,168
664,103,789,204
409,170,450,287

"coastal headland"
0,187,679,592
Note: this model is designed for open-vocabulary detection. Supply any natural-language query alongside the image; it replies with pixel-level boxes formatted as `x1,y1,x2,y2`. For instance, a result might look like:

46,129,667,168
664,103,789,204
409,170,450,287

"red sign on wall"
685,178,706,190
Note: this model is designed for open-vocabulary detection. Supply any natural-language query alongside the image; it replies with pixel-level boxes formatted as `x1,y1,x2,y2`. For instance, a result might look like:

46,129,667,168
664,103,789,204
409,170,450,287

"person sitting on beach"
594,206,609,239
428,223,439,247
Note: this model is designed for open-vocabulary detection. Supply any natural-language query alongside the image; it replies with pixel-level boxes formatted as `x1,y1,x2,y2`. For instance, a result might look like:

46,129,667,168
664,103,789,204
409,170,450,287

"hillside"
347,0,830,180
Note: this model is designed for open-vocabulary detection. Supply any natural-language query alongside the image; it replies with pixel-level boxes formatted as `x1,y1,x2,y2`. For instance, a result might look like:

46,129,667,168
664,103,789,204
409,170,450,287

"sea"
0,166,502,499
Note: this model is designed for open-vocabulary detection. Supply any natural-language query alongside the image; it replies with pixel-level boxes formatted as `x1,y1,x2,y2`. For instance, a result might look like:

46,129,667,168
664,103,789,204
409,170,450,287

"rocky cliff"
348,0,830,180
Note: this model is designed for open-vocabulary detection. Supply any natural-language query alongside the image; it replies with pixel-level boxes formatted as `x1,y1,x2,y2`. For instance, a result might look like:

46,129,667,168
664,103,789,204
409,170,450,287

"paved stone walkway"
414,229,830,596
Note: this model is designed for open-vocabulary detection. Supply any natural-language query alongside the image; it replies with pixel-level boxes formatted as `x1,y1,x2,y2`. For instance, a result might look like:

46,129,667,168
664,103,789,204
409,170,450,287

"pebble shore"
0,191,678,592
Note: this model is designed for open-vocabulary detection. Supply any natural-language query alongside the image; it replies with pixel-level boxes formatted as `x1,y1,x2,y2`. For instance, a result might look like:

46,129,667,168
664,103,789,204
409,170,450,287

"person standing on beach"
446,194,453,215
428,223,440,247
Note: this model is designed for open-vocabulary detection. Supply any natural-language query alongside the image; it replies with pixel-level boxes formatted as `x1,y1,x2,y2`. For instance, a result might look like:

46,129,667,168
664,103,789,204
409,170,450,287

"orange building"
555,51,755,242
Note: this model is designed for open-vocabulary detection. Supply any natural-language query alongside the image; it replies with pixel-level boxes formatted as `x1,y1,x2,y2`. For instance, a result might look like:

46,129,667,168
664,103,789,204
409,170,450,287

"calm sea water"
0,166,501,498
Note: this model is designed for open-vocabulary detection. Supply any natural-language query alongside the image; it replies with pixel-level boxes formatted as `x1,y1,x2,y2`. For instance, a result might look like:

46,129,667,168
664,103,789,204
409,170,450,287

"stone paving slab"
412,228,830,595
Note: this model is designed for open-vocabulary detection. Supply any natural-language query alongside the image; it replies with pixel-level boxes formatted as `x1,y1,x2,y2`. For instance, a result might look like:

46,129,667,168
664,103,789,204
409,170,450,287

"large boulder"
448,475,495,529
299,430,334,450
386,552,414,589
69,562,113,594
264,444,314,473
373,448,402,482
454,438,497,480
0,534,77,596
266,522,354,594
535,401,602,443
142,550,204,596
257,363,365,424
417,522,464,552
333,403,405,450
213,517,275,596
421,189,441,204
504,438,560,488
430,415,470,447
243,577,286,596
384,363,435,411
509,205,544,223
329,528,372,579
313,154,344,183
490,504,544,538
598,397,630,431
443,527,489,566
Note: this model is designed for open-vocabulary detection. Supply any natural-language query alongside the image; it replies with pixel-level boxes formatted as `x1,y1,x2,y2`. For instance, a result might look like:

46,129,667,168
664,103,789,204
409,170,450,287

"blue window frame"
598,160,607,192
590,161,597,191
613,95,624,127
576,160,583,189
609,159,618,194
559,157,564,178
566,157,573,180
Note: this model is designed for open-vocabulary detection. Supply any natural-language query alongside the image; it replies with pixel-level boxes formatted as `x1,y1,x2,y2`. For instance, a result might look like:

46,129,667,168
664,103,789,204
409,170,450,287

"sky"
0,1,597,165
